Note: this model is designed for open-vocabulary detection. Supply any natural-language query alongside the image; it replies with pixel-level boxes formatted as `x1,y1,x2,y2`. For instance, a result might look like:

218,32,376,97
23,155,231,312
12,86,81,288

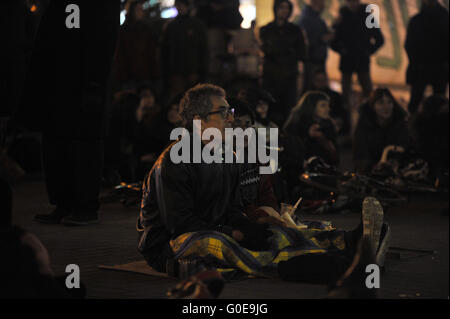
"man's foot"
34,207,70,224
361,197,384,255
167,270,225,299
62,212,99,226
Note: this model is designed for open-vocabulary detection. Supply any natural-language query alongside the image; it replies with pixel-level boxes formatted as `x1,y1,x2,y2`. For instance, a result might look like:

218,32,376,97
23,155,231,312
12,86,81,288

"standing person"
20,0,120,225
298,0,332,91
405,0,449,114
114,1,160,91
162,0,208,101
260,0,307,126
331,0,384,106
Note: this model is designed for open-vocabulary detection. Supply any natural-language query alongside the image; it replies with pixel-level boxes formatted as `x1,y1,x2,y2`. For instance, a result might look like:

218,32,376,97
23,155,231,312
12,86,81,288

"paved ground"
11,178,449,299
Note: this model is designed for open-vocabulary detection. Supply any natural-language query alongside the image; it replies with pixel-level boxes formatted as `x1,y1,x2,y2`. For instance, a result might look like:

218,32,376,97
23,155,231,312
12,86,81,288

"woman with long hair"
353,88,411,174
284,91,339,166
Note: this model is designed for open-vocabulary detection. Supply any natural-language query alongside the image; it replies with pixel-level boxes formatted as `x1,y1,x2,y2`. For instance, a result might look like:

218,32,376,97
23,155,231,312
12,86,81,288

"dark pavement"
11,178,449,299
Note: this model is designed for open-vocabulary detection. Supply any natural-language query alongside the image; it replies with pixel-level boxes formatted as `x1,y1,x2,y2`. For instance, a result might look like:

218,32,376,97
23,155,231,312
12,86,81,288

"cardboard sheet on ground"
98,261,172,279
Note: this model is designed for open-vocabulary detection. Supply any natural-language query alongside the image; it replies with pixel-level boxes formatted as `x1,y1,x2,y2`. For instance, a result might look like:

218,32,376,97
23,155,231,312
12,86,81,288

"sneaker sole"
362,197,384,256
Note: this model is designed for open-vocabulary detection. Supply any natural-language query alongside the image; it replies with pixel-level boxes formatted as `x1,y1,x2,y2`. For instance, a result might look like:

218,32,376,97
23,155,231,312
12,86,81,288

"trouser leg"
357,72,373,99
408,80,427,114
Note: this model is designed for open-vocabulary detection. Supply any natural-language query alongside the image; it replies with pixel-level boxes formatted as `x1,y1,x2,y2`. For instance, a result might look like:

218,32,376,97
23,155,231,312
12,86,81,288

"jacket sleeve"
296,26,307,62
369,25,384,55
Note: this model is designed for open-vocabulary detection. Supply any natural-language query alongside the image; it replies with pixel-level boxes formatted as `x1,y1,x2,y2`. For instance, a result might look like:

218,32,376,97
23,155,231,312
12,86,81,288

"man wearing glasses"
137,84,272,280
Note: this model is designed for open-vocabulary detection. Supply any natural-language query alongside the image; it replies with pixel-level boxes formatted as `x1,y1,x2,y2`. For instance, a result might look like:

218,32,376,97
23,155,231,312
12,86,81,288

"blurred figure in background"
284,91,339,166
353,88,411,174
405,0,449,114
260,0,307,125
162,0,208,101
331,0,384,107
309,69,350,135
410,96,449,179
114,1,160,91
298,0,332,92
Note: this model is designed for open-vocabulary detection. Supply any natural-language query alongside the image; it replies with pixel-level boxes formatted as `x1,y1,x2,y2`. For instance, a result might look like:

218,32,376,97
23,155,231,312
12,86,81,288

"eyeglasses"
205,106,235,119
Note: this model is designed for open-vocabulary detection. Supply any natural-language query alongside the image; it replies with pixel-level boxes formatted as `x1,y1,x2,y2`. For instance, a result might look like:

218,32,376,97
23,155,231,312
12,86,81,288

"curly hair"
180,84,226,129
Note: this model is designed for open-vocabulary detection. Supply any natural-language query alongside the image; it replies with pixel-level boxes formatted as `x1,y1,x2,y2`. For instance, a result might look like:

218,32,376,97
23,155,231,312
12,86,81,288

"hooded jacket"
353,102,411,173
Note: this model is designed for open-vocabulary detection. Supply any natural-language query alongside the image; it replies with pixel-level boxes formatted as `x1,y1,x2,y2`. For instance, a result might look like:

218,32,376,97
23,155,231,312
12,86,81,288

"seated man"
137,84,389,298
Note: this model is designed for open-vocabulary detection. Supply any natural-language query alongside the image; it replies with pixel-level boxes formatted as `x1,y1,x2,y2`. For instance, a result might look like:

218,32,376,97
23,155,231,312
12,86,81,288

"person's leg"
408,80,427,114
62,139,103,225
357,72,373,100
341,73,353,108
35,135,72,223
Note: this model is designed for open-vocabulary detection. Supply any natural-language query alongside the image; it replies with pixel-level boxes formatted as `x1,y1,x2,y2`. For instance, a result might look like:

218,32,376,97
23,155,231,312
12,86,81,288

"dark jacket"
162,15,208,79
405,3,449,84
353,103,411,173
260,21,306,79
331,4,384,59
284,114,338,166
298,5,329,64
137,141,248,270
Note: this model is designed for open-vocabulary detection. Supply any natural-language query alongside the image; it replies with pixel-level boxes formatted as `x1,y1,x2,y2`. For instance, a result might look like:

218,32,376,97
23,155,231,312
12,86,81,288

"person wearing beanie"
259,0,307,126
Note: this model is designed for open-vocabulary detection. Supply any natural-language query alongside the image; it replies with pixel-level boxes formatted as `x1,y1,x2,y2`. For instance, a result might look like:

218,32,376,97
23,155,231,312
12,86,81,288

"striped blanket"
170,223,347,278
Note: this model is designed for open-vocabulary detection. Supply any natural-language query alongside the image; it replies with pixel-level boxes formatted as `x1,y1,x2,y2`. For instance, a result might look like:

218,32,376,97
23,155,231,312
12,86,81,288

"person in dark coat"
162,0,208,101
260,0,307,125
298,0,332,92
405,0,449,114
330,0,384,106
284,91,339,166
353,88,411,174
18,0,120,225
114,1,160,90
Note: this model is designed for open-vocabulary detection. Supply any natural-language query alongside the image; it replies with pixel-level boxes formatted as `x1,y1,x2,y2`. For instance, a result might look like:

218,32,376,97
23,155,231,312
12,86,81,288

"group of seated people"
136,83,399,298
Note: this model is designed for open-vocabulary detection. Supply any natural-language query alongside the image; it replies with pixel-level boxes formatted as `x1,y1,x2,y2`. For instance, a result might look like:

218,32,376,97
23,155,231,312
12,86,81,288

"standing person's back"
405,0,449,114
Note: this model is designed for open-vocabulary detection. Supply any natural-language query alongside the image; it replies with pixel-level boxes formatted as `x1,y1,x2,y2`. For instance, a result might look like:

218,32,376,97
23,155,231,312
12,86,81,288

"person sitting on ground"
228,97,283,226
137,84,389,299
309,69,350,135
353,88,411,174
284,91,339,166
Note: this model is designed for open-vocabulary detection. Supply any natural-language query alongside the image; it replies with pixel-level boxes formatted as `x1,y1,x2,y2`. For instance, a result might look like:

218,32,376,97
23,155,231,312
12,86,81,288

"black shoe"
34,208,70,224
62,212,98,226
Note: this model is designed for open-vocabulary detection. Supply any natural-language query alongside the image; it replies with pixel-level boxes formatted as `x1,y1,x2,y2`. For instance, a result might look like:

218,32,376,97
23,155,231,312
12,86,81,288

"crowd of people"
0,0,448,298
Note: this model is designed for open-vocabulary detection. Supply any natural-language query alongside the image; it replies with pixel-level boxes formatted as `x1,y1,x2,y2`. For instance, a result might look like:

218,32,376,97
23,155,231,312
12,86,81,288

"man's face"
276,2,291,21
346,0,361,12
311,0,326,12
197,96,234,140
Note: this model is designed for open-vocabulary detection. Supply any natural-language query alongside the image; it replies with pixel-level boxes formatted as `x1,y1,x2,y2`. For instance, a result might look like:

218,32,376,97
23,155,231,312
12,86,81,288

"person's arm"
369,25,384,55
296,26,307,62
